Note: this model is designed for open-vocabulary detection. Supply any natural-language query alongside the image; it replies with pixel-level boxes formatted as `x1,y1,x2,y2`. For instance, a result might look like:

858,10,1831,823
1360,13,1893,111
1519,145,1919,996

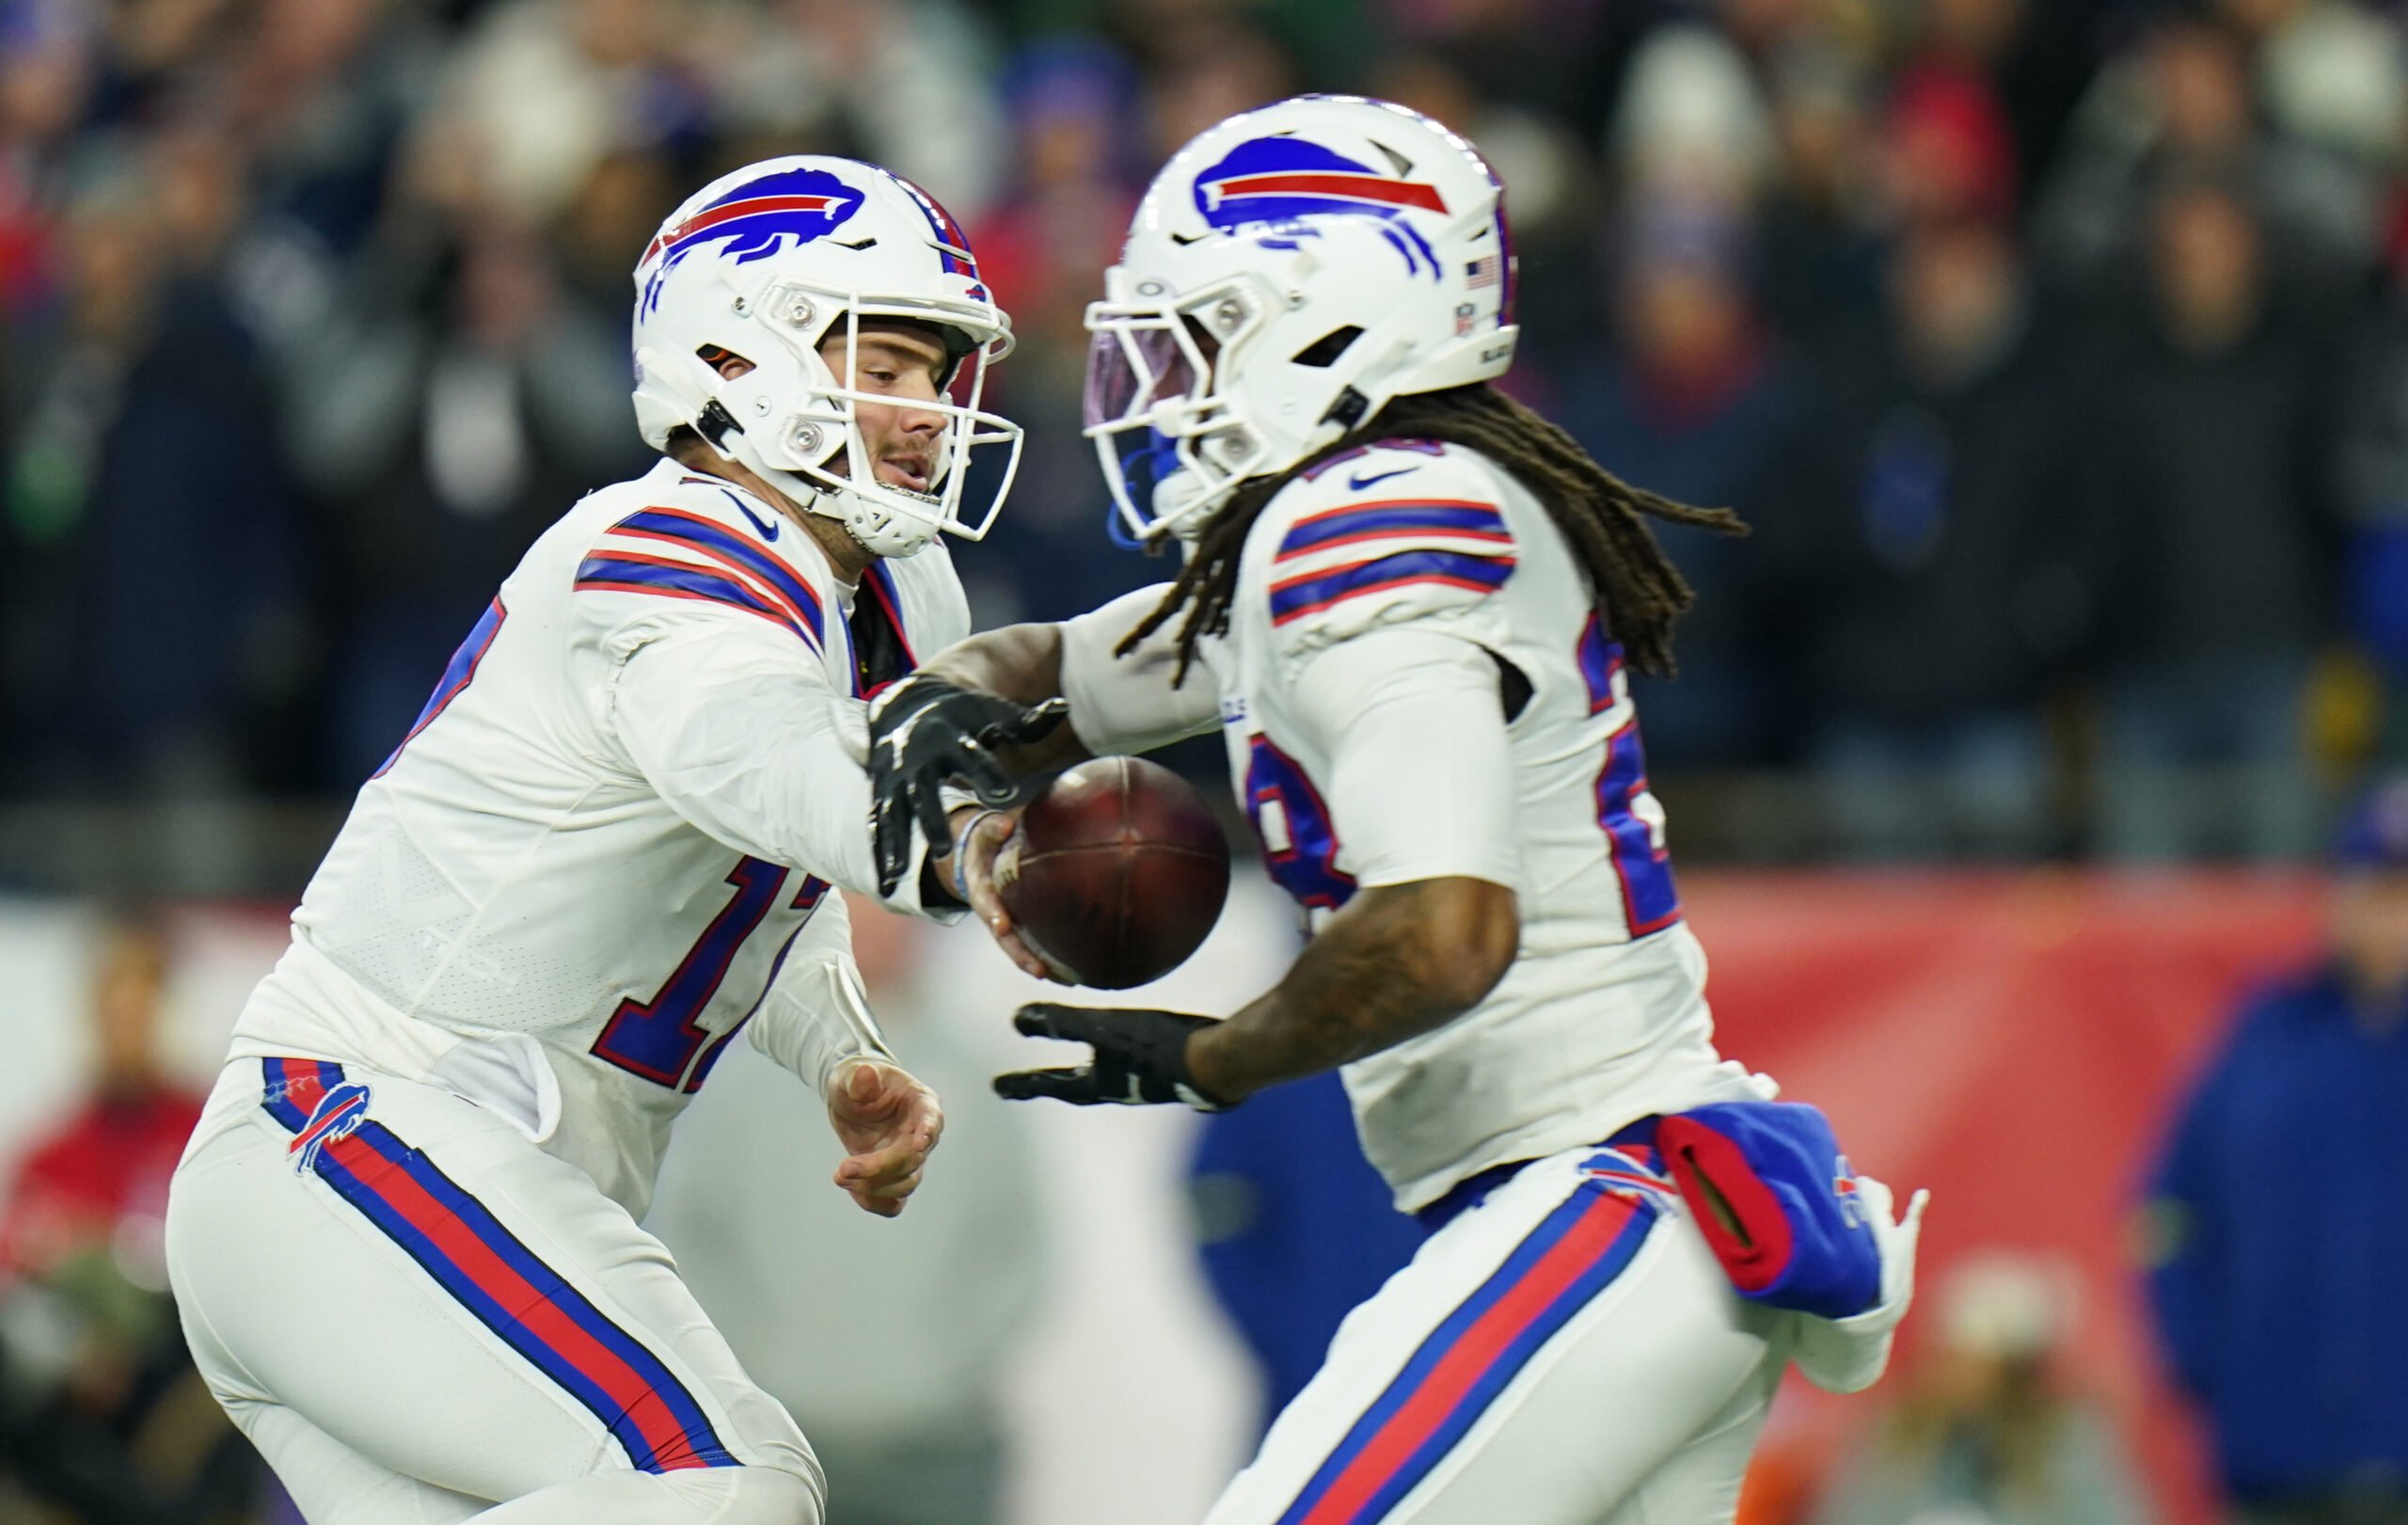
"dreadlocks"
1116,383,1747,682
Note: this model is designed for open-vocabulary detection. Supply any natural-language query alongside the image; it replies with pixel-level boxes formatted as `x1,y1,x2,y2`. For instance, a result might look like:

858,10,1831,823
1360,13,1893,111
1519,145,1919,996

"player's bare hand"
957,810,1069,984
827,1058,943,1218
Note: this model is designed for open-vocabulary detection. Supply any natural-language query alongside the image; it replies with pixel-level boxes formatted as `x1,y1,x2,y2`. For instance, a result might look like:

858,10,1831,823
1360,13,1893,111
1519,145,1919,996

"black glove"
993,1003,1234,1110
868,675,1067,897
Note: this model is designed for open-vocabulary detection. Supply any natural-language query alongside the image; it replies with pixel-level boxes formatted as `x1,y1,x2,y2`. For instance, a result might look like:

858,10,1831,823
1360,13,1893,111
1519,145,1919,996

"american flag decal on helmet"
1466,255,1501,290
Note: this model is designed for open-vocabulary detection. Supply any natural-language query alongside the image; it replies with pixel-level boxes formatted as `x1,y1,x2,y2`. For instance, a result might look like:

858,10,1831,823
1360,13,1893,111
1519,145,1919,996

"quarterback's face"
818,322,950,496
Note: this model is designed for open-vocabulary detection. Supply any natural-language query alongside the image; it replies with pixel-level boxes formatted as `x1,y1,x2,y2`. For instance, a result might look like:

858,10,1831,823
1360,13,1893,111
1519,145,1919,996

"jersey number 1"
590,858,830,1092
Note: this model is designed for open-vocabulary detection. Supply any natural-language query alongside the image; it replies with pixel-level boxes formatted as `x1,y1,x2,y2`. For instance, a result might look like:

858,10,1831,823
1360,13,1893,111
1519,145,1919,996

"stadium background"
2,0,2401,1520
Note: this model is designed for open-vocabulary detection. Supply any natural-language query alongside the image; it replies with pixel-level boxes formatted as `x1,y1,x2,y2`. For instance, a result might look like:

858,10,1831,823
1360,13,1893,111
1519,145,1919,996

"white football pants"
1204,1143,1790,1525
166,1056,823,1525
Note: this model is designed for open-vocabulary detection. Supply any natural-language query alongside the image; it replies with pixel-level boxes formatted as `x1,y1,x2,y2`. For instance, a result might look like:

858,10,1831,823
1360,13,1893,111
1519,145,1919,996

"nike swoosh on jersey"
1349,466,1418,491
723,490,780,541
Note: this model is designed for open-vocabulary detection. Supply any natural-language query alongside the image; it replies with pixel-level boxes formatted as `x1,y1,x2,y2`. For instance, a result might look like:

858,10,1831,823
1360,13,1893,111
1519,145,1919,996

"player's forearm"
750,944,896,1098
638,698,879,889
1186,878,1519,1103
921,621,1063,705
621,644,953,911
918,623,1094,775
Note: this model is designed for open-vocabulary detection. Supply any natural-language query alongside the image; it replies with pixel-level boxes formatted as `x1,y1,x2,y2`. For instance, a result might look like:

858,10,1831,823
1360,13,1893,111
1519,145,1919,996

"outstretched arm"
996,874,1517,1110
994,628,1525,1108
911,622,1093,778
1193,875,1518,1101
607,615,962,911
922,581,1223,761
870,583,1222,894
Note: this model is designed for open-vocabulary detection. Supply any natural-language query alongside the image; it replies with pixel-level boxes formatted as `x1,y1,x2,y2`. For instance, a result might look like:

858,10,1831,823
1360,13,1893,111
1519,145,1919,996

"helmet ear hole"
695,344,756,380
1290,326,1364,369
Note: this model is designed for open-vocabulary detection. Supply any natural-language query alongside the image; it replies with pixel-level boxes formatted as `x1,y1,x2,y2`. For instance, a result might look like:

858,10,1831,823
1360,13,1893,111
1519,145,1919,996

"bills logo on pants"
255,1058,738,1475
286,1081,371,1173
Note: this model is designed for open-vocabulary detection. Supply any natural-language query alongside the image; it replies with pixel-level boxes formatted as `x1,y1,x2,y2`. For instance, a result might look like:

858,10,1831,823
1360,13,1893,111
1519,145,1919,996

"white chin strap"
826,484,945,558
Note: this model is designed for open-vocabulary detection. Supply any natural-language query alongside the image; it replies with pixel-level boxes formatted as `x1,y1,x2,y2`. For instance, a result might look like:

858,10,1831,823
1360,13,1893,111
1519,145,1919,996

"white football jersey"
219,458,969,1215
1060,441,1769,1211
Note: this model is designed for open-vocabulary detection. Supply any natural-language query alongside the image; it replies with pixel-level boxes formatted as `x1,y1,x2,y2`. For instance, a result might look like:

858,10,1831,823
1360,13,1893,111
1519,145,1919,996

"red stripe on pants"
1299,1193,1640,1525
322,1133,717,1470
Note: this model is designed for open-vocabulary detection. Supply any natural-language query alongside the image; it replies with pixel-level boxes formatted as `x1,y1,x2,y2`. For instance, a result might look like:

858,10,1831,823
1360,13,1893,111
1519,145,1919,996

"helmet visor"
1082,321,1201,430
1081,278,1276,541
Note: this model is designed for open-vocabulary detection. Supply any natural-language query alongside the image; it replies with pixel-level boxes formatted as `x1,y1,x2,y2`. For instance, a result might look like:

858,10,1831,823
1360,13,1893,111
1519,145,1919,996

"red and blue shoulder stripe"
1268,498,1515,628
577,504,827,652
1275,499,1510,562
1269,551,1515,628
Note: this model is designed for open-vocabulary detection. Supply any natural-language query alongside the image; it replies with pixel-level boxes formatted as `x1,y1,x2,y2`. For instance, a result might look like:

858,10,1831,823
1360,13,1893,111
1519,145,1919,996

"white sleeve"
1057,582,1223,755
605,614,954,917
1288,627,1520,891
1790,1177,1929,1394
744,890,896,1097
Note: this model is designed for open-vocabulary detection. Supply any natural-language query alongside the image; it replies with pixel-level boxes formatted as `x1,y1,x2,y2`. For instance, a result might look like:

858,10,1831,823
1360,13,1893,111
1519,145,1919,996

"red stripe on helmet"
643,195,841,263
1205,172,1449,214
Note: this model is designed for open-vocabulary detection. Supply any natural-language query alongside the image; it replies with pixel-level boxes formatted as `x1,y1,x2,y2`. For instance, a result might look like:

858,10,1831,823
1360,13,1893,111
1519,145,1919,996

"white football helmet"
1083,95,1519,542
632,156,1022,558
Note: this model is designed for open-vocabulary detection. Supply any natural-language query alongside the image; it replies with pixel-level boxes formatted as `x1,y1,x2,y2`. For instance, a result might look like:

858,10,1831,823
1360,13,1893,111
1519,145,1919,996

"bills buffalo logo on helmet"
1190,137,1450,278
639,166,869,312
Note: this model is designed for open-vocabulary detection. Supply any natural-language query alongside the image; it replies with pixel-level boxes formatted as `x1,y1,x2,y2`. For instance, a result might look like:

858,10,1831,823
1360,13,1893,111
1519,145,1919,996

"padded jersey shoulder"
1244,440,1520,662
570,468,842,661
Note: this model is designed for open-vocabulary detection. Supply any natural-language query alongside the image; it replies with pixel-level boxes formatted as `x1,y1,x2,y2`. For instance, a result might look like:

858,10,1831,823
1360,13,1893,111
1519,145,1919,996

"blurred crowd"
5,0,2408,861
0,918,257,1524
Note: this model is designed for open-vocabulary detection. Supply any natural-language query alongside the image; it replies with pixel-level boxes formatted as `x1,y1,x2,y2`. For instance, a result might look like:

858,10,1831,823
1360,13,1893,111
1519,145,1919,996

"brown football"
999,756,1232,989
